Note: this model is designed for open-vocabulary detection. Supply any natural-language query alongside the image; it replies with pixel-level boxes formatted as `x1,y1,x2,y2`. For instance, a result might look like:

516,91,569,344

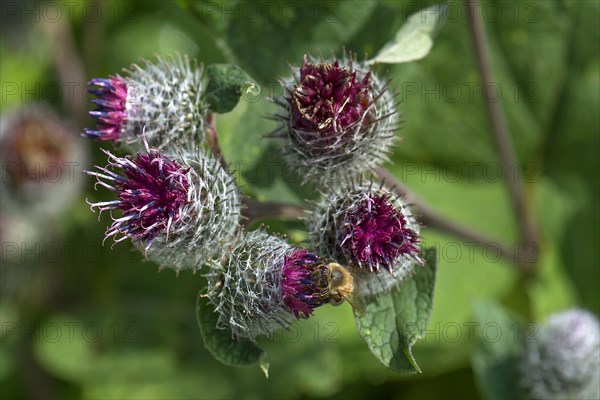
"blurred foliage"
470,302,524,400
1,0,598,399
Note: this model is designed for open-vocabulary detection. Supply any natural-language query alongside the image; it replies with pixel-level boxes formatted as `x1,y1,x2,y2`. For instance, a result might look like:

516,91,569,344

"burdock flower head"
84,53,207,152
519,309,600,400
307,179,422,296
85,144,241,272
206,230,329,340
0,104,86,247
271,53,398,182
0,104,85,214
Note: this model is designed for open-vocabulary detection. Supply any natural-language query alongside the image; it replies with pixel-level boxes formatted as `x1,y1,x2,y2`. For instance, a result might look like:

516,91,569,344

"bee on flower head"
205,230,367,340
311,261,367,315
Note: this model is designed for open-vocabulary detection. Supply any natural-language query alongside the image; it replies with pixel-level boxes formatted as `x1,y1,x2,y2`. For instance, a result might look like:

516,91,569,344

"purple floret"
290,56,372,141
340,194,422,273
281,249,328,318
83,76,127,141
85,149,190,250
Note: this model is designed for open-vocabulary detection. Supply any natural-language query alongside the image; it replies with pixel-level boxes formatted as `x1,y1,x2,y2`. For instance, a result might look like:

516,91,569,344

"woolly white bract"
205,230,298,340
118,54,207,152
86,145,241,273
144,148,242,273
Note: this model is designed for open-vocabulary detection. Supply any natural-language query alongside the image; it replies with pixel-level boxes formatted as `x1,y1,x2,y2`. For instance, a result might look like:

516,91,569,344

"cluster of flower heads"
83,51,425,340
83,54,343,340
519,309,600,400
270,53,424,295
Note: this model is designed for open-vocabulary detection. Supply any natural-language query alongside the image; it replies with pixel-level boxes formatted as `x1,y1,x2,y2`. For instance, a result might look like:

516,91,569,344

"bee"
312,262,367,315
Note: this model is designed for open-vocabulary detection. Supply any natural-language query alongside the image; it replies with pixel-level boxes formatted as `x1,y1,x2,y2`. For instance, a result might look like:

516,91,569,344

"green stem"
41,15,87,127
374,166,525,269
241,199,305,226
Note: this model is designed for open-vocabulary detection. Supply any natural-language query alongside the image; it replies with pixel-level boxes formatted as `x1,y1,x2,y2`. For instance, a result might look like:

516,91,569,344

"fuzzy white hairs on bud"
85,53,207,153
144,148,242,273
519,309,600,400
205,230,297,340
86,144,241,273
123,54,207,152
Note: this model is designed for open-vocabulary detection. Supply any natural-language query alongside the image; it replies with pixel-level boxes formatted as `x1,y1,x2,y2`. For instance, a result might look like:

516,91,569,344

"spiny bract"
519,309,600,400
205,230,328,341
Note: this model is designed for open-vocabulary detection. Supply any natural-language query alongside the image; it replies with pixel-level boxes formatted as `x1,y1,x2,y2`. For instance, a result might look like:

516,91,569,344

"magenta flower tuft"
85,149,190,249
291,55,372,141
281,249,328,318
341,194,422,273
84,77,128,141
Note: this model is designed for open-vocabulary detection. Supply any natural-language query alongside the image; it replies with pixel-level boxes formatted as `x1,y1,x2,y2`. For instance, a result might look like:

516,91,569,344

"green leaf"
205,63,258,113
181,0,376,81
196,294,267,370
471,301,524,400
354,248,437,373
368,4,447,65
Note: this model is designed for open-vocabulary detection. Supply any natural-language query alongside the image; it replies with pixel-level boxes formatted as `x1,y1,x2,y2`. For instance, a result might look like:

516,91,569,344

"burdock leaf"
196,294,267,370
205,64,258,114
368,4,448,65
354,248,437,373
180,1,376,81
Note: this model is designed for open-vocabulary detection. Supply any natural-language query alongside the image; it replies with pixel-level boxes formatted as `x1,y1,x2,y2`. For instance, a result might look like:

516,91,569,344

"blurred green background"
1,0,598,398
